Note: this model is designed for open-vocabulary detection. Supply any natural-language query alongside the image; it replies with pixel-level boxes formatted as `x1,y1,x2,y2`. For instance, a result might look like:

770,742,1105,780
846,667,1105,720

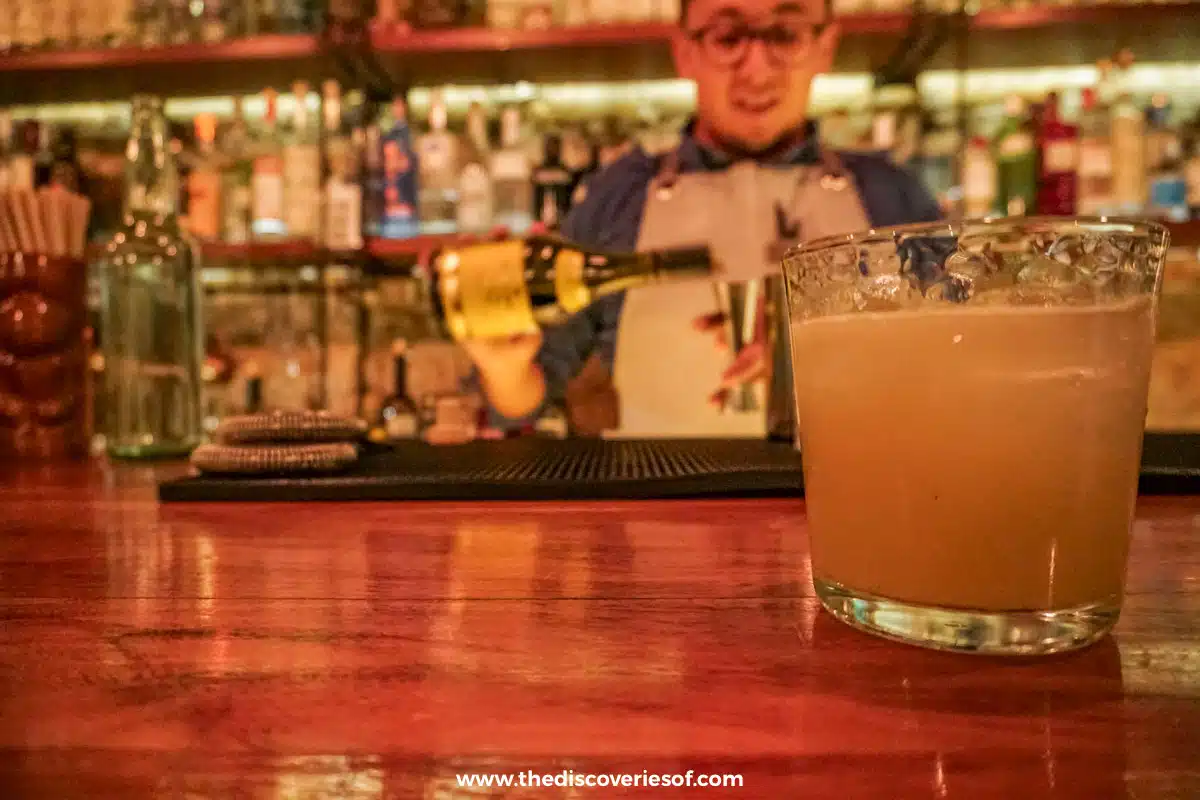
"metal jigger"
712,279,764,414
711,275,798,443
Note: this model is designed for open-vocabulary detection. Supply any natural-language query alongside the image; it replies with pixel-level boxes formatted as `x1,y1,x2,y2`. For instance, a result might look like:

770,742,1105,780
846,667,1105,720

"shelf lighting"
9,62,1200,126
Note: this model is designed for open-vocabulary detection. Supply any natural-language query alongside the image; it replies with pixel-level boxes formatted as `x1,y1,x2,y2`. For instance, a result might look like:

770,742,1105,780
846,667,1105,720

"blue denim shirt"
487,124,942,428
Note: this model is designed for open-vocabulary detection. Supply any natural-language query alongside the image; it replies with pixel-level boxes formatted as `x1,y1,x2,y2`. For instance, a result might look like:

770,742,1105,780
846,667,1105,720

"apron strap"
817,148,852,192
651,147,683,200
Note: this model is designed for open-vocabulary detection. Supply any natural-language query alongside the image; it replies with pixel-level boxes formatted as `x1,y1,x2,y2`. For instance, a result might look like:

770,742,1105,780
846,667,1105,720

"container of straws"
0,185,94,460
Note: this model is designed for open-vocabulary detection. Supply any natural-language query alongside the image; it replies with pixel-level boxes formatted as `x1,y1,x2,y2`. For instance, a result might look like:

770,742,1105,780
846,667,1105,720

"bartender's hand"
693,292,770,409
461,332,548,421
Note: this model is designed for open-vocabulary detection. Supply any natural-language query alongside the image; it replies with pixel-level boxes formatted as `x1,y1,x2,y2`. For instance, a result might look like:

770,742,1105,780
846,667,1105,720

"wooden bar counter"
2,462,1198,798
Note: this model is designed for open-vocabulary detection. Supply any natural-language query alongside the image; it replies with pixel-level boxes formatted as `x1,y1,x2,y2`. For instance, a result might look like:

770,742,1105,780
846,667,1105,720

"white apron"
606,150,872,439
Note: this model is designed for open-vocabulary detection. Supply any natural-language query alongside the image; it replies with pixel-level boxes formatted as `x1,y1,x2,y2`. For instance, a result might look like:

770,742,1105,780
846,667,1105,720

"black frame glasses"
685,18,829,68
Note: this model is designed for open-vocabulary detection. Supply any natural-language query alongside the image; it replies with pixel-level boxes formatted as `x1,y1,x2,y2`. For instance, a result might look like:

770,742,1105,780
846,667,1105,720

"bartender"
465,0,942,439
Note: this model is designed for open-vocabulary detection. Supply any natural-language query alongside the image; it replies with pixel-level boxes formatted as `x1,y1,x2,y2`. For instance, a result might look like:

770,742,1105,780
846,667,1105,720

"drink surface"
790,295,1156,612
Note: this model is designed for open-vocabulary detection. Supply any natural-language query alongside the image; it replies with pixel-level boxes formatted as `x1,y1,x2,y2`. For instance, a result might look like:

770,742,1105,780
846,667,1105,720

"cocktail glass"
781,217,1169,655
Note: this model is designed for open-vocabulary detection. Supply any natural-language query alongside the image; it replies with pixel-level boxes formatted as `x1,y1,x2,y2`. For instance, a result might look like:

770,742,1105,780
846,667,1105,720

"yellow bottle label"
438,240,539,341
554,247,590,315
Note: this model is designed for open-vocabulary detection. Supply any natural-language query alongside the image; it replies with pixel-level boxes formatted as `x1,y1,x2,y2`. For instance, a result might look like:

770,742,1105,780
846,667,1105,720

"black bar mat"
157,437,807,502
1138,431,1200,495
156,433,1200,503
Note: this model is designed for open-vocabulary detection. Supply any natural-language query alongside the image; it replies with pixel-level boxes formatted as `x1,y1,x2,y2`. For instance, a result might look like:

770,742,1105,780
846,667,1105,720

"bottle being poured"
418,234,717,343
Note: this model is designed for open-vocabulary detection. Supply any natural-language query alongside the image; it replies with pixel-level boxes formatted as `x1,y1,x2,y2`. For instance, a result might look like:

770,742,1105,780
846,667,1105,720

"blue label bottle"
380,96,421,240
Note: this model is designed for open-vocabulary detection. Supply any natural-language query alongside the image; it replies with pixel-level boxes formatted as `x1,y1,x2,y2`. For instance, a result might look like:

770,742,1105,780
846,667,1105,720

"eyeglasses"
685,19,827,68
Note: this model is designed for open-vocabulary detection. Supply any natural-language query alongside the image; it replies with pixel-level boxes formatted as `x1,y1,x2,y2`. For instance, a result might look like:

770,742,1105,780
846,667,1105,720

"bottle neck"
394,354,408,398
324,94,342,135
124,104,179,216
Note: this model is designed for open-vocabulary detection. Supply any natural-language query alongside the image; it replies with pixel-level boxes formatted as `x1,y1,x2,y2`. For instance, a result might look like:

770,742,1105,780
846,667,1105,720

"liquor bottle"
243,362,264,413
1110,92,1146,215
534,401,569,438
1076,87,1114,216
32,122,55,188
0,0,14,54
1147,139,1189,223
1143,94,1176,181
371,0,406,34
132,0,168,46
380,95,420,239
531,132,574,231
558,0,587,25
322,80,363,251
329,0,374,41
410,0,482,27
1186,133,1200,221
167,0,195,44
255,0,280,33
377,339,419,440
464,101,491,156
9,121,36,191
221,98,254,244
993,95,1037,217
362,115,385,238
99,95,204,459
277,0,310,32
72,0,106,47
108,0,135,46
422,234,714,342
416,89,461,234
456,140,494,234
589,0,628,22
50,127,86,195
913,113,958,211
0,112,11,190
283,81,322,240
961,136,997,219
486,0,525,28
194,0,228,43
12,1,39,50
252,88,288,239
44,1,74,50
1035,91,1079,216
490,106,532,233
186,113,222,241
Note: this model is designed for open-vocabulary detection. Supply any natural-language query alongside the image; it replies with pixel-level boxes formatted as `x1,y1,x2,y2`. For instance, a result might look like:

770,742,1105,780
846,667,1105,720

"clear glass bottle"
489,105,532,233
221,97,254,244
322,80,364,251
283,80,322,240
456,140,494,234
186,113,222,241
1110,92,1146,215
131,0,168,46
416,88,462,234
252,87,288,239
99,95,204,459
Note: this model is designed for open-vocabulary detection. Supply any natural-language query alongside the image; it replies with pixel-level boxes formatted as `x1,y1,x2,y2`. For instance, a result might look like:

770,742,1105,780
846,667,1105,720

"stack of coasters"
190,410,369,476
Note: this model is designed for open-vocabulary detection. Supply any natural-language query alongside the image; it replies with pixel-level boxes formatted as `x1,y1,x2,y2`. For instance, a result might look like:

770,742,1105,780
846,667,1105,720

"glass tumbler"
781,217,1169,655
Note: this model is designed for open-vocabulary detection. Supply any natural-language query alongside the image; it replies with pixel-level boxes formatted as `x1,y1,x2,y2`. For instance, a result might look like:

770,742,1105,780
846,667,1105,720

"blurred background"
2,0,1199,444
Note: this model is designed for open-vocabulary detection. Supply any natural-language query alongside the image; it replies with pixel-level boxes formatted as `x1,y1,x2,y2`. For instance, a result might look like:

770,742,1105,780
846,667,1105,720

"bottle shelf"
5,4,1200,103
0,34,321,73
89,219,1200,271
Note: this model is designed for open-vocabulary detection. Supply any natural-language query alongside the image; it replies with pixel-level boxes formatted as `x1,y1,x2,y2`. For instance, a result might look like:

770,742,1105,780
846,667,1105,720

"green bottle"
993,95,1038,217
99,95,204,459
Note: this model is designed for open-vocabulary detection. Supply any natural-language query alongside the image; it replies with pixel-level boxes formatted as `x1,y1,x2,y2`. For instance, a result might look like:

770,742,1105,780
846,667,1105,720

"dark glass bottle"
1035,91,1080,216
378,339,419,440
531,132,574,231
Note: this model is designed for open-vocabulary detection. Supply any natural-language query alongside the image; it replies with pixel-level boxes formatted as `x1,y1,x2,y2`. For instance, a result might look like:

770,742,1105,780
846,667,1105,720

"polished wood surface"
1,463,1198,798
